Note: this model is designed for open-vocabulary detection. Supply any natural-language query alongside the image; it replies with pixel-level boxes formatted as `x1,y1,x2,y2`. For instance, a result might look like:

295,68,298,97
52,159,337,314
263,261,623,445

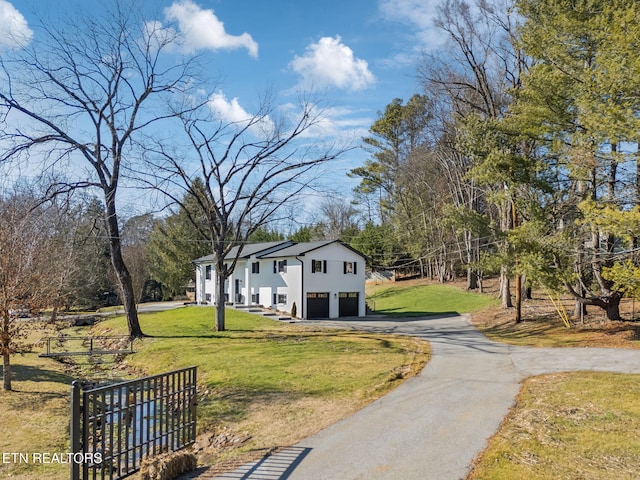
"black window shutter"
343,262,347,274
353,262,357,274
323,260,327,273
273,260,277,273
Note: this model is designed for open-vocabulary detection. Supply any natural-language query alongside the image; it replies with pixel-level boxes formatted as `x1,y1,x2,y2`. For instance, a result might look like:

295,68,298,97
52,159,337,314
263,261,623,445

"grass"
367,281,498,317
465,282,640,479
88,306,430,467
469,372,640,479
0,308,429,478
0,324,76,480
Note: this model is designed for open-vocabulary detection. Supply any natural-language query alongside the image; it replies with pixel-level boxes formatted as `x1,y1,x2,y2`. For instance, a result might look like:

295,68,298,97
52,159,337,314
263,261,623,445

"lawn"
469,372,640,479
466,283,640,479
0,323,77,480
91,306,429,468
367,281,498,316
0,307,429,478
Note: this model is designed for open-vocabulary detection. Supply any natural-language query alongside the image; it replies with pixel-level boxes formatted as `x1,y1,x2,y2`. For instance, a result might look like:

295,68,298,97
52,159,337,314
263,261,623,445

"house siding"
303,243,365,318
193,241,365,319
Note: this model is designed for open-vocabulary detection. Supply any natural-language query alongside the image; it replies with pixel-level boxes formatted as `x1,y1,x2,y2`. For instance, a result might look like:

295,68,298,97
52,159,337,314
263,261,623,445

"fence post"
70,381,81,480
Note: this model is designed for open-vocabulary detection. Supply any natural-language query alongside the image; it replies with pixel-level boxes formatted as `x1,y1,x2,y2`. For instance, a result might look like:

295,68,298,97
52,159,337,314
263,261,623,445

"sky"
0,0,447,216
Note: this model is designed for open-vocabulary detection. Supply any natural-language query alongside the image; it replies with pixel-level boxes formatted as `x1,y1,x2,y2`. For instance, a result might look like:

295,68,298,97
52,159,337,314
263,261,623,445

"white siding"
303,243,365,319
194,241,366,319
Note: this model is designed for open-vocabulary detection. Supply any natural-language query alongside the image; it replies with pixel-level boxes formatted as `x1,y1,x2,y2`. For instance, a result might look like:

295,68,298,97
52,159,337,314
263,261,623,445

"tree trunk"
3,352,11,391
515,273,522,323
500,267,512,308
606,294,623,321
105,196,143,338
215,267,226,331
466,231,478,290
467,268,478,290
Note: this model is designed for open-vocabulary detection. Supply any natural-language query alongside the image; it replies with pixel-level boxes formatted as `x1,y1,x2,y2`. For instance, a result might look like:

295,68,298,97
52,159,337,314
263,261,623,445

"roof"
193,240,366,263
259,240,337,258
259,239,367,260
192,241,293,264
226,241,294,259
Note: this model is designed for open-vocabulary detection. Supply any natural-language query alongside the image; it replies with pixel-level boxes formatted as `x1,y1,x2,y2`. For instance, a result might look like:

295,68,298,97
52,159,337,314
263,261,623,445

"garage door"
307,292,329,319
339,292,359,317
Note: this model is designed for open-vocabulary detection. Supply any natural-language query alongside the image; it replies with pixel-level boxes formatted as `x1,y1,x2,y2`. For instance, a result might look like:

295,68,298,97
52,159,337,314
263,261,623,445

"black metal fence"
70,366,197,480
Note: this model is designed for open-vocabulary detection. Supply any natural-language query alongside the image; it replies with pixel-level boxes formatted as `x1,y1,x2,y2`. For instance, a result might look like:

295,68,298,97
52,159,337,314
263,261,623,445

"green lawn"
95,307,430,460
0,307,429,478
367,282,498,317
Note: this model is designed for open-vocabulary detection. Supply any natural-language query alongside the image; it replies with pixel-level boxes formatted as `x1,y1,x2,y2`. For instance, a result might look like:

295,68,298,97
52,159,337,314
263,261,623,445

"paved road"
200,313,640,480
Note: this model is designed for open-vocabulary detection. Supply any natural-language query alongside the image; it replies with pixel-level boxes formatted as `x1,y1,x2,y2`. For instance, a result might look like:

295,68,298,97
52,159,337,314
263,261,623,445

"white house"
193,240,367,319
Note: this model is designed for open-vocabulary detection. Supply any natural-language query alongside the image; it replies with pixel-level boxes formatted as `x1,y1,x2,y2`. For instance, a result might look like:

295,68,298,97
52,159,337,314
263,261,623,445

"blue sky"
0,0,446,215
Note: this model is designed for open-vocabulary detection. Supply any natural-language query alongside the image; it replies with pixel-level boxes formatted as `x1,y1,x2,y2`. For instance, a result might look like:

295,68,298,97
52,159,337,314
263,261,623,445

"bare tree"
0,191,56,390
318,198,360,240
419,0,526,305
146,95,348,331
0,2,195,337
121,214,154,303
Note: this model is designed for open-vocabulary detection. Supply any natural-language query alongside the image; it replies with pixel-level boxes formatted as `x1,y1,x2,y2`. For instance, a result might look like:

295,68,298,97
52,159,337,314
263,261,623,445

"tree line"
346,0,640,323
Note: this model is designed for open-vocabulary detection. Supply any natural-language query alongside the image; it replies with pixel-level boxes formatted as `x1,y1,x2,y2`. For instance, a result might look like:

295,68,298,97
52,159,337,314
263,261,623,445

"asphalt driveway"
197,313,640,480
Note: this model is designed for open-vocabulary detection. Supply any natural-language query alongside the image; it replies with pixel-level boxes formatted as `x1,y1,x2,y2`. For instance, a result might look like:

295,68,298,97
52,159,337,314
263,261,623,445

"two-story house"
193,240,366,319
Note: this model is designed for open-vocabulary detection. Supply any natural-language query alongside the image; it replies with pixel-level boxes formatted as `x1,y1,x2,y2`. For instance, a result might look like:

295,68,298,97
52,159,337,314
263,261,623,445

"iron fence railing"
70,366,197,480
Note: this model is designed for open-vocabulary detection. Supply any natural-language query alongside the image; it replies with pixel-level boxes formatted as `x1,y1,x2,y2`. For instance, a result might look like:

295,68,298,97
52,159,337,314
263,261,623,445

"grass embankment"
469,372,640,479
367,281,498,316
0,308,428,479
0,325,77,480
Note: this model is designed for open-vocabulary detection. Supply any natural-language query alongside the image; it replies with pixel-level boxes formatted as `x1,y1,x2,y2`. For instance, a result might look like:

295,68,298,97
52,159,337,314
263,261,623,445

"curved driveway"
209,314,640,480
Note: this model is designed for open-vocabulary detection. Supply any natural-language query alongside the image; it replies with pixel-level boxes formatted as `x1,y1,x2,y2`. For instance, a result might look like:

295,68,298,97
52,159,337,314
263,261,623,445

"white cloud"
0,0,32,50
208,91,274,135
164,0,258,57
208,91,252,123
378,0,444,49
290,36,375,92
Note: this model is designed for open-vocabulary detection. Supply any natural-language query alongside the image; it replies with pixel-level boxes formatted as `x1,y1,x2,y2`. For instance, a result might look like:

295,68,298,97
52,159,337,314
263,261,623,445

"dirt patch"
470,282,640,348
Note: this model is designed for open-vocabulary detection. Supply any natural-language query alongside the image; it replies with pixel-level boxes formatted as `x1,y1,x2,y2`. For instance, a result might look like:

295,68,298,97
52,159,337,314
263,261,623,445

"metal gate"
70,366,197,480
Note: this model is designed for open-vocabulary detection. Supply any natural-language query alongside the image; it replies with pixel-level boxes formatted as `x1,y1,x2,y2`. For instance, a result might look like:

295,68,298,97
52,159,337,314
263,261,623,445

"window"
312,259,327,273
205,293,211,302
343,261,357,274
251,293,260,304
273,293,287,304
251,262,260,274
205,265,211,280
273,260,287,273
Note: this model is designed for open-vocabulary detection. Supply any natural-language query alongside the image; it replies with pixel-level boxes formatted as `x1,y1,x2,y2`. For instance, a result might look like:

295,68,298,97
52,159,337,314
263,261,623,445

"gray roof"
258,240,337,258
193,241,294,264
193,239,366,263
